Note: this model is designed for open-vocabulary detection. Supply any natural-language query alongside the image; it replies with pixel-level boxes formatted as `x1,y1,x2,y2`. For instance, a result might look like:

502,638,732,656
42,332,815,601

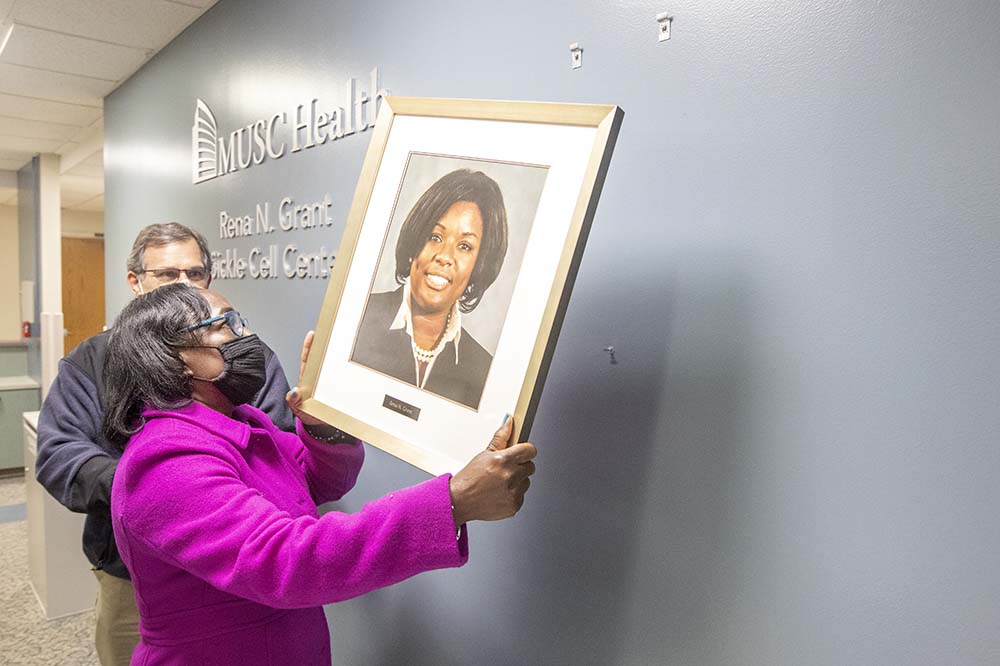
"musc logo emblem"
192,99,219,183
191,98,287,185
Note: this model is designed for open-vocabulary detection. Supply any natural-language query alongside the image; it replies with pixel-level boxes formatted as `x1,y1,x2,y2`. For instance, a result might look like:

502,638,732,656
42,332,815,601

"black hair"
102,283,211,447
394,169,509,313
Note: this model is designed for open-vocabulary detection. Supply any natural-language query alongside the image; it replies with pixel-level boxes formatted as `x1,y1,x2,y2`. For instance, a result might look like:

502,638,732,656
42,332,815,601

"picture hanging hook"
657,13,673,42
603,345,618,365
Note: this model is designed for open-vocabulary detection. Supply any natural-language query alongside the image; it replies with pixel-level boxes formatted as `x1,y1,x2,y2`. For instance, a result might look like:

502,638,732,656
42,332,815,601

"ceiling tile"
0,156,30,170
60,189,94,207
67,124,102,144
55,141,104,170
11,0,202,50
61,186,103,207
65,162,104,178
73,193,104,212
0,134,63,153
1,24,149,81
61,172,104,195
0,0,13,21
0,116,80,140
165,0,218,10
0,63,110,106
0,93,102,125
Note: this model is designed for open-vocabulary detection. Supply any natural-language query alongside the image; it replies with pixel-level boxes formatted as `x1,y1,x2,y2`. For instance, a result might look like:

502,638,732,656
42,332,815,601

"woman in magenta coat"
103,284,536,665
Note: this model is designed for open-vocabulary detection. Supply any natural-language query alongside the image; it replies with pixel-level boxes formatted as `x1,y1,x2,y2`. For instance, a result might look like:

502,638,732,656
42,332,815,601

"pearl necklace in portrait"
411,308,454,365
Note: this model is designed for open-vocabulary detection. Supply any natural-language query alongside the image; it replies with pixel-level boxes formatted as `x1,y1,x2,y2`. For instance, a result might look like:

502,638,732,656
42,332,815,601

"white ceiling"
0,0,218,211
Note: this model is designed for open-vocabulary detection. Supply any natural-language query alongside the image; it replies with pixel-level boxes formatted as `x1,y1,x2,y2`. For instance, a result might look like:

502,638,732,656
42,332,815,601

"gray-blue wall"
103,1,1000,664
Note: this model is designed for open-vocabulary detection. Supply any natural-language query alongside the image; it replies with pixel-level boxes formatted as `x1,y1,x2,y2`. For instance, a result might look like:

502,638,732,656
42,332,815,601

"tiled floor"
0,472,26,504
0,475,98,665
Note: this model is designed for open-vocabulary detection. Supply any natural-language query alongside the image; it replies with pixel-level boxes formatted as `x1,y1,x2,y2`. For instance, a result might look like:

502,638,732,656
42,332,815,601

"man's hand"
449,417,537,526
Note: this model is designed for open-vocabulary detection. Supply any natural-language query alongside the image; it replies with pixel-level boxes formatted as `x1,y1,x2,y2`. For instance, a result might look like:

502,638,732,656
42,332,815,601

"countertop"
0,376,40,391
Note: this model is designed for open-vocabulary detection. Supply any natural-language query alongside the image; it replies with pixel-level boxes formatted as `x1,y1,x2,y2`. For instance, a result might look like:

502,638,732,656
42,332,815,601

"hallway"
0,474,97,665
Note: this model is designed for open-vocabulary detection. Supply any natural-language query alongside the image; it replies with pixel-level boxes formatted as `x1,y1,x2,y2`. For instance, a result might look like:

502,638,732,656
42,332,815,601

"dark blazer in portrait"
351,288,493,410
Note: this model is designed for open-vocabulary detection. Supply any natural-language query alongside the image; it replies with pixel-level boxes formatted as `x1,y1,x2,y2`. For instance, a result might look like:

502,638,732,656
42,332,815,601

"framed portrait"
299,96,623,475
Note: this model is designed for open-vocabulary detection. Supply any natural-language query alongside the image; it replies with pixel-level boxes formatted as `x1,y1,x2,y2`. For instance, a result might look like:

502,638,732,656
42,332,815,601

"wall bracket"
657,13,673,42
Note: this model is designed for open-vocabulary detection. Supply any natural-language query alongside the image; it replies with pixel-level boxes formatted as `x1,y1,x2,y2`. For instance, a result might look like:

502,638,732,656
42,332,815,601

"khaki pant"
93,570,140,666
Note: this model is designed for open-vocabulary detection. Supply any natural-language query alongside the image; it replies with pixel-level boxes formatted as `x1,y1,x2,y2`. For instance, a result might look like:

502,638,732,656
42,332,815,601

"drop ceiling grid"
7,0,207,50
0,115,82,141
0,92,102,124
3,23,152,81
0,0,218,209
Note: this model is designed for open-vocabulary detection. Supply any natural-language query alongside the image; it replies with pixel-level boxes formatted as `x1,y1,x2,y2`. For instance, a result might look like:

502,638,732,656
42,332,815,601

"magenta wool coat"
110,401,468,666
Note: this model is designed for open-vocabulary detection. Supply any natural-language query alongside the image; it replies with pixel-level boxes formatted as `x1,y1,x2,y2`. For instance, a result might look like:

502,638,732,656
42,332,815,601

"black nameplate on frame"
383,394,421,421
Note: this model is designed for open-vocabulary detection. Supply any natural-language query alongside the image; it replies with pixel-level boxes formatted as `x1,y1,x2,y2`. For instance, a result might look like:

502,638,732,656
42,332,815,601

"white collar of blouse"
389,282,463,364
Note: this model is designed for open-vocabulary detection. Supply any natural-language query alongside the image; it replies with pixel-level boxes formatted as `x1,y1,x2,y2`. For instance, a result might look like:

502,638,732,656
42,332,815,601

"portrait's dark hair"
126,222,213,278
102,283,211,447
394,169,509,313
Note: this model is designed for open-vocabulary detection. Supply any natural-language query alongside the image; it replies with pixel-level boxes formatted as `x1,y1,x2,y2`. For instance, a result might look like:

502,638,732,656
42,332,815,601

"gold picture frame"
299,96,623,475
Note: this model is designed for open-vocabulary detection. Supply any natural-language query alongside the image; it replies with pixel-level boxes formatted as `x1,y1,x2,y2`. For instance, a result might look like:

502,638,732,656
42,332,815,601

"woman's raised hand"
448,417,537,527
286,330,323,427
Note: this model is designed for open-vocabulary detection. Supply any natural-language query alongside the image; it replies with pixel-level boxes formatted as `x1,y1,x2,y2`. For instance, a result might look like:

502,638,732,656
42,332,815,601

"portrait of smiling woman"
352,167,512,409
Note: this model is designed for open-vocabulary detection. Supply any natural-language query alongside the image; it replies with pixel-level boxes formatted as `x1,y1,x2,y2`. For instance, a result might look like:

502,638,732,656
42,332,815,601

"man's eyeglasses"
182,310,248,337
140,267,210,284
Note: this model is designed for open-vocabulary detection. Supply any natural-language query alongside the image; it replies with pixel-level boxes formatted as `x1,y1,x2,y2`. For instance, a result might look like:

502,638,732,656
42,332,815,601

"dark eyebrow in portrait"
432,222,481,239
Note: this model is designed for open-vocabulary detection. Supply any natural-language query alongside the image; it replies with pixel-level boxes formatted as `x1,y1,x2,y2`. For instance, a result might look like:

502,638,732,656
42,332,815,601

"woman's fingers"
487,415,514,451
509,460,536,487
298,330,315,386
449,434,538,524
503,442,537,465
286,386,324,426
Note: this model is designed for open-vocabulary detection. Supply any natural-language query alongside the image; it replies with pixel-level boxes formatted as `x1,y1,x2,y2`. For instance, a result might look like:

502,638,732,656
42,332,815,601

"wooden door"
62,238,106,355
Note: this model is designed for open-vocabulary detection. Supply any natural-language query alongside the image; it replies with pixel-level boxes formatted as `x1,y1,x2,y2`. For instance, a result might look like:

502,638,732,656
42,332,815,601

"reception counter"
0,340,40,471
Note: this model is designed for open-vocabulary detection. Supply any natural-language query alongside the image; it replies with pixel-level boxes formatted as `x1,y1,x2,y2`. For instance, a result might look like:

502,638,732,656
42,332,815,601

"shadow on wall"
509,255,756,664
507,269,678,665
614,255,758,665
324,250,754,666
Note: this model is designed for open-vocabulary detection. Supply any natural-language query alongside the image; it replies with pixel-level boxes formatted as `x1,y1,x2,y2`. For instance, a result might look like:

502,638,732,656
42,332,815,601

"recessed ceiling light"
0,24,14,58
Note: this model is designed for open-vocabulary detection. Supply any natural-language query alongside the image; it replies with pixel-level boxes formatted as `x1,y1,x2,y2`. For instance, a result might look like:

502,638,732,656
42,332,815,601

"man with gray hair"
36,222,294,666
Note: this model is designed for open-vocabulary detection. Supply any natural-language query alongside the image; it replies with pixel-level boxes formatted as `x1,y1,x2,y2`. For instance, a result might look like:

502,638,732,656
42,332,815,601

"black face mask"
195,334,267,406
